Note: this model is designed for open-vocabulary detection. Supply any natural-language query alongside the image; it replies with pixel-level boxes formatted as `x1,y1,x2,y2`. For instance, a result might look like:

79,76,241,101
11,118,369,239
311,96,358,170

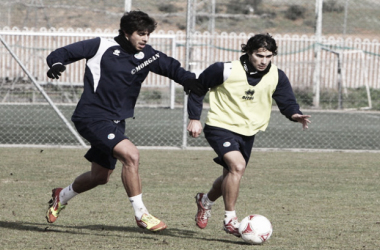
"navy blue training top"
46,37,195,121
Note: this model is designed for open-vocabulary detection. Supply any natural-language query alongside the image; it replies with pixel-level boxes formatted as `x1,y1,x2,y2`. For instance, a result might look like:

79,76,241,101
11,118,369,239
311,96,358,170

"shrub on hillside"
285,5,307,21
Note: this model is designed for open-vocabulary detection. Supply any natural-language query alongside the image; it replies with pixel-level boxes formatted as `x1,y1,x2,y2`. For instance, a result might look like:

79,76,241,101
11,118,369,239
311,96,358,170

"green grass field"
1,148,380,249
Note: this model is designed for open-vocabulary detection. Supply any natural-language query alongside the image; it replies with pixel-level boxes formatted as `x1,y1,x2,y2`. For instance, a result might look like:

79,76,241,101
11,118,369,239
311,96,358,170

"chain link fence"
0,0,379,150
1,0,379,35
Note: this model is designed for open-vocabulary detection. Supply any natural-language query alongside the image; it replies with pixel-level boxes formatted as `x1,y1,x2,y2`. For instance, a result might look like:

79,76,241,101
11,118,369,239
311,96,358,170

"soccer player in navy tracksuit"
45,11,204,232
187,34,311,237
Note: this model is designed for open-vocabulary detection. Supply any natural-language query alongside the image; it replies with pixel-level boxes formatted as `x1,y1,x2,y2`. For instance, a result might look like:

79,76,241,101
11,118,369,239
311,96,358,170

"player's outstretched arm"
291,114,311,130
187,119,203,138
182,79,208,96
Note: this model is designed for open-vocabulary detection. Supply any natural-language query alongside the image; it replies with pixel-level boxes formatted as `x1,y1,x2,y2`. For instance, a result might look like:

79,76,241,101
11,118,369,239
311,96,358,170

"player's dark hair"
241,33,278,56
119,11,157,35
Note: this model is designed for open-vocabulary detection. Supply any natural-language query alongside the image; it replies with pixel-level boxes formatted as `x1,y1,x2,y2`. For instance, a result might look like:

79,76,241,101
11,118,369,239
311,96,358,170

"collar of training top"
114,31,139,54
240,54,271,78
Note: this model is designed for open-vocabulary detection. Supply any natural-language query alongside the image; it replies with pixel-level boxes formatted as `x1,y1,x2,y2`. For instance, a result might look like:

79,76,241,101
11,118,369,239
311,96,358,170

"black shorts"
204,124,255,169
73,119,128,170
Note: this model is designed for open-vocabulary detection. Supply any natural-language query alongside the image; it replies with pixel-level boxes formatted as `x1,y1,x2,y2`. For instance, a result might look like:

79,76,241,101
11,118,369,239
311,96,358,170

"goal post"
0,35,87,147
321,46,372,110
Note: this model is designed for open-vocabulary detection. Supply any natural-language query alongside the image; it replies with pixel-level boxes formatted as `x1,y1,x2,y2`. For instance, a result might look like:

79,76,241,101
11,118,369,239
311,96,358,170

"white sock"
224,210,237,224
59,184,78,205
129,193,148,220
202,194,214,209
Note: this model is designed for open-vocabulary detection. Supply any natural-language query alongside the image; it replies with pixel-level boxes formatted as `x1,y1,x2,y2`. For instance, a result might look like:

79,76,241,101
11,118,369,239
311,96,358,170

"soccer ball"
238,214,273,245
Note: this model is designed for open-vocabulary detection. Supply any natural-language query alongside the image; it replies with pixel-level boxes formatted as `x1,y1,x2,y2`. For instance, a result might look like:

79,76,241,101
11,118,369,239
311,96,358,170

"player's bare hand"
291,114,311,130
187,119,203,138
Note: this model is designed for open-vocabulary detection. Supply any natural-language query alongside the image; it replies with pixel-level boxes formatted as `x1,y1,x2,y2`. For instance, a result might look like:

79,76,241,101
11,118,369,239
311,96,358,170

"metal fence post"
0,35,87,147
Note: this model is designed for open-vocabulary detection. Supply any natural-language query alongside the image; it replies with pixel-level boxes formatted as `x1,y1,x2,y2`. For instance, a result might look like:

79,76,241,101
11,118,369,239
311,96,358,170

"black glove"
182,78,208,96
47,63,66,79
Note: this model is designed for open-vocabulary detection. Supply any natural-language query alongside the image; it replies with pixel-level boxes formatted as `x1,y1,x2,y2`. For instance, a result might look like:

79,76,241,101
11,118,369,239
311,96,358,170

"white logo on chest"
131,53,160,75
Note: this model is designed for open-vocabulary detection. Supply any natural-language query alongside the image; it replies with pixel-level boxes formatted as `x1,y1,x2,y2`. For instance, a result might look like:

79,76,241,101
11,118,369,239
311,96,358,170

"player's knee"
114,140,140,166
119,150,140,167
97,178,109,185
121,153,140,172
94,174,110,185
228,162,246,176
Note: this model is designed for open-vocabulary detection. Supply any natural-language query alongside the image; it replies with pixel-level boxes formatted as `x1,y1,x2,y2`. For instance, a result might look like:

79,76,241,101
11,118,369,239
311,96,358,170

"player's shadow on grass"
0,221,243,245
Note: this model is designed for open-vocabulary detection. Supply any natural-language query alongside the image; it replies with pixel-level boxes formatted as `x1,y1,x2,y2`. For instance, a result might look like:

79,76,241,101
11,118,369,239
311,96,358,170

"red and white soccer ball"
238,214,273,245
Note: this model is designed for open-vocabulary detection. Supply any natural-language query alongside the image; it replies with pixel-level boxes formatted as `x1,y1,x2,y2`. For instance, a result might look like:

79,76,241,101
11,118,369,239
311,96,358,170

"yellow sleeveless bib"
206,60,278,136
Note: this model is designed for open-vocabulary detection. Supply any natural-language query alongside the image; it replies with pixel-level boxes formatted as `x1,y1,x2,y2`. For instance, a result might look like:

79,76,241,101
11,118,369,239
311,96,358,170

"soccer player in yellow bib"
187,34,311,237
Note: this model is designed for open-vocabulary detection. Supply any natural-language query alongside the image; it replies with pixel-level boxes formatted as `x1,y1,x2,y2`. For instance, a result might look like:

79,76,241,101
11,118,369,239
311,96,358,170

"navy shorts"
204,124,255,169
73,119,128,170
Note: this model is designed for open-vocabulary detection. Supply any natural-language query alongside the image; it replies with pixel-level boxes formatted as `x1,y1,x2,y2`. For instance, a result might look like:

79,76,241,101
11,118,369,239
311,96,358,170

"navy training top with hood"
46,37,195,121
